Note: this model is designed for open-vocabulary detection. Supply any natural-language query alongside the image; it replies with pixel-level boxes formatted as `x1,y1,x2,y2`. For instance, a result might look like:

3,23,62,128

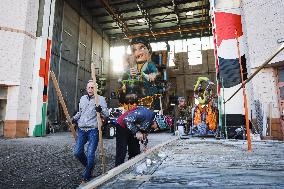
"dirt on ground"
0,132,116,189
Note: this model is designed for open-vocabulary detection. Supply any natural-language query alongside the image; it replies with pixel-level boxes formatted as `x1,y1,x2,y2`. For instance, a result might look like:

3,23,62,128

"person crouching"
115,106,159,166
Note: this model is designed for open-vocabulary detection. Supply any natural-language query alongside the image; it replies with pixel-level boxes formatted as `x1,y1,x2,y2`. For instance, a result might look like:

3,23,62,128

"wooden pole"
91,63,106,173
235,30,252,151
49,71,77,140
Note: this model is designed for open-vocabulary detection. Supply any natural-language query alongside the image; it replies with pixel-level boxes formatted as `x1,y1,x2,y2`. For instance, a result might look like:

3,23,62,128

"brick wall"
0,0,39,137
241,0,284,140
241,0,284,68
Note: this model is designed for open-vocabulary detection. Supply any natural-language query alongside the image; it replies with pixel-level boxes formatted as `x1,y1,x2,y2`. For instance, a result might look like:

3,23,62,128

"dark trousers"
115,125,140,166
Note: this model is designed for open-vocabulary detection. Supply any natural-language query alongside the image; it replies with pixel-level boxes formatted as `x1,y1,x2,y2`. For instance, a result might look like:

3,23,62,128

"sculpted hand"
148,73,156,81
130,67,137,76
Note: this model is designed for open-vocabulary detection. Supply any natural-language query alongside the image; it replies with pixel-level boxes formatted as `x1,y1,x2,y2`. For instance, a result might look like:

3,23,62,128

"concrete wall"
241,0,284,140
0,0,39,137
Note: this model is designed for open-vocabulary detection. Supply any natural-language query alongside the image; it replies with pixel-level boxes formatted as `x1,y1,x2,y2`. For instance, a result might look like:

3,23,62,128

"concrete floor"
0,131,173,189
1,132,283,189
97,138,284,189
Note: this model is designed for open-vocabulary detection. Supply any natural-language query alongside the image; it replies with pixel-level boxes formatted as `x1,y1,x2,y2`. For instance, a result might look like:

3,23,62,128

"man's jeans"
74,128,99,181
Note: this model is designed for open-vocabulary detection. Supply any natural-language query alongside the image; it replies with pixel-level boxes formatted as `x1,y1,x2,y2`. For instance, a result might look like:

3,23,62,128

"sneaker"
80,179,88,184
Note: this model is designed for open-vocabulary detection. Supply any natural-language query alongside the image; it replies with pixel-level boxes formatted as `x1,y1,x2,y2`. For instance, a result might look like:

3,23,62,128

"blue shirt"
73,95,108,130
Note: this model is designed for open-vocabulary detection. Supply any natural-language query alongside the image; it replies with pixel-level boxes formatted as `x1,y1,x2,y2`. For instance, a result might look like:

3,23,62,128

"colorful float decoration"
192,77,218,135
118,71,163,110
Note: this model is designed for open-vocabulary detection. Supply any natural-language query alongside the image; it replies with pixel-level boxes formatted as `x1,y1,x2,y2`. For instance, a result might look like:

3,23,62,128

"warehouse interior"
47,0,214,123
0,0,283,140
0,0,284,188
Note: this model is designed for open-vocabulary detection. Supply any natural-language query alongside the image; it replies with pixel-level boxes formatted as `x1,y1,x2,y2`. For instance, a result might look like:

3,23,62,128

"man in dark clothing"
173,97,191,135
115,106,159,166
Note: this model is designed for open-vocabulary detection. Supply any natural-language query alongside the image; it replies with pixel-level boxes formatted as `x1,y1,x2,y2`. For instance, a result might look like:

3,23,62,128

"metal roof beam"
93,4,209,18
126,24,211,39
136,0,156,39
109,32,212,45
102,16,210,31
98,0,129,37
85,0,136,9
97,7,209,24
91,0,205,17
88,0,198,10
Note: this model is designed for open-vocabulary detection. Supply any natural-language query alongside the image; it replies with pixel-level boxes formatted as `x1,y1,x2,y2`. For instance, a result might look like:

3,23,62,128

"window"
150,42,167,51
188,50,202,65
168,41,175,67
126,45,131,54
187,38,202,65
279,69,284,82
110,36,214,70
174,40,183,53
110,46,125,73
168,51,175,67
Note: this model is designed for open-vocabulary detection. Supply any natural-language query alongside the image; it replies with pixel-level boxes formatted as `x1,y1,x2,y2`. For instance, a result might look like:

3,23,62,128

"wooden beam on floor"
79,137,178,189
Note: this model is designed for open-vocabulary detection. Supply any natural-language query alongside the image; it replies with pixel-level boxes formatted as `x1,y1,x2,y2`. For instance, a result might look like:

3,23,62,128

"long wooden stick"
49,71,77,140
91,63,106,173
236,30,251,151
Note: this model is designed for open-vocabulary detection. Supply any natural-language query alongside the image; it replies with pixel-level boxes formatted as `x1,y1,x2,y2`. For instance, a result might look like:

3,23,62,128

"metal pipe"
55,1,65,122
101,31,104,75
225,43,284,103
91,16,94,76
222,78,227,139
57,1,65,86
74,12,81,112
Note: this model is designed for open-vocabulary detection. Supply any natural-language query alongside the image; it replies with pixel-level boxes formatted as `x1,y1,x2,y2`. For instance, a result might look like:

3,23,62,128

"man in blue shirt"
72,80,108,182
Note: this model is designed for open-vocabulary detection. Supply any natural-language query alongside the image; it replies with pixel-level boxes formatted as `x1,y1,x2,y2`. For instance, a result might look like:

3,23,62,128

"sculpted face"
132,43,151,64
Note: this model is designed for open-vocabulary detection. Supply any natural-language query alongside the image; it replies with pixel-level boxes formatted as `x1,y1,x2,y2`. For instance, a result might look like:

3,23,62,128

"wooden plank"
91,63,106,173
49,71,77,140
79,137,177,189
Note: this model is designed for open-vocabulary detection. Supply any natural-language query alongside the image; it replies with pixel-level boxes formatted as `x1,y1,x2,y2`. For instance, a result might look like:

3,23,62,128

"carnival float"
191,77,218,136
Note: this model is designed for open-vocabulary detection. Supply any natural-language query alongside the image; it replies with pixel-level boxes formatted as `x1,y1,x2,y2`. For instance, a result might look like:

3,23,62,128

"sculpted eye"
140,46,146,51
